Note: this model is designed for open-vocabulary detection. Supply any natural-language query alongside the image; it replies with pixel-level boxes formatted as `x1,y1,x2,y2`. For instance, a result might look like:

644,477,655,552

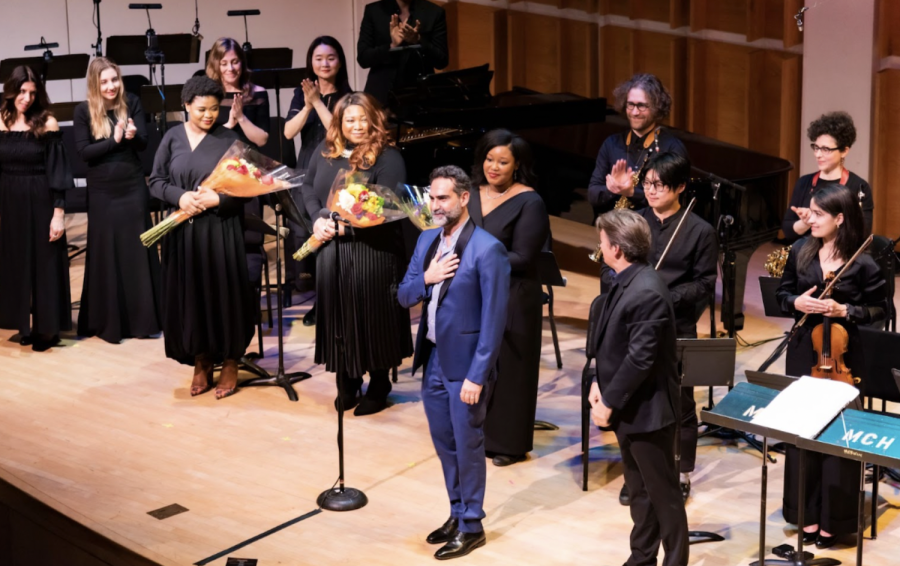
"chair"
870,234,898,331
538,250,566,369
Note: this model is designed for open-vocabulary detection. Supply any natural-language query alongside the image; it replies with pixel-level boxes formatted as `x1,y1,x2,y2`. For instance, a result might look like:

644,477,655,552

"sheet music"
750,376,859,439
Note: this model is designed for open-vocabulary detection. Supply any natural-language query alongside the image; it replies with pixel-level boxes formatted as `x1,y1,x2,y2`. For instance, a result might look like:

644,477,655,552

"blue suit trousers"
422,348,492,534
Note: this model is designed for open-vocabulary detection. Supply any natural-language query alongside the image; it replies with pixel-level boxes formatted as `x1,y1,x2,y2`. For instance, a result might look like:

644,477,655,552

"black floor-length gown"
73,94,162,343
470,190,550,456
300,142,413,378
776,238,887,534
0,130,73,338
148,123,254,365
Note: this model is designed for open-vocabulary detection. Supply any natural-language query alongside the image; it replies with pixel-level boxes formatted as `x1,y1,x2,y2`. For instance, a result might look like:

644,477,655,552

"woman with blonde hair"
73,56,161,343
301,91,412,415
0,65,73,351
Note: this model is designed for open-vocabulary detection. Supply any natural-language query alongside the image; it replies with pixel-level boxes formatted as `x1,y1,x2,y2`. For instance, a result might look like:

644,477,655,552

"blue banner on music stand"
815,409,900,461
705,382,779,422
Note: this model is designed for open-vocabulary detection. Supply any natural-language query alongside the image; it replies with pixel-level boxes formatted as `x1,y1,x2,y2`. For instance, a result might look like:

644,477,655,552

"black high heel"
334,376,362,411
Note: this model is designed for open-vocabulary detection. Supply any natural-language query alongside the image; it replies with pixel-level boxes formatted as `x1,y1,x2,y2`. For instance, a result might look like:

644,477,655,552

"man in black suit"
589,209,689,566
357,0,449,106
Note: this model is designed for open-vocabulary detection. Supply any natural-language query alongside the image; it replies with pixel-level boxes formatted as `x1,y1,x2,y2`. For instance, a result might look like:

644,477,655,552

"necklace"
483,184,513,200
341,148,353,158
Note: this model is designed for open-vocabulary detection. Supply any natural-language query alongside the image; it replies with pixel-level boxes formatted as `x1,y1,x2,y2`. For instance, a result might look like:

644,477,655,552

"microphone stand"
92,0,103,57
317,213,368,511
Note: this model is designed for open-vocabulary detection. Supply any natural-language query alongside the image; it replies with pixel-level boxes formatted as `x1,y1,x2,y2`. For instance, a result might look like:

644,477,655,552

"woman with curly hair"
301,91,412,415
0,65,73,351
782,111,873,243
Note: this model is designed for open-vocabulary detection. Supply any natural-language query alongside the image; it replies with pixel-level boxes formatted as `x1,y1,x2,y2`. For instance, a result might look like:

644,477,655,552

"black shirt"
286,89,351,170
781,171,873,243
357,0,449,106
601,206,718,338
588,128,688,213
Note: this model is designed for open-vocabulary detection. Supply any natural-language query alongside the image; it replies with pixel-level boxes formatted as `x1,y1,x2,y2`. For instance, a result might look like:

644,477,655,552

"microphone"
320,210,347,224
795,6,808,32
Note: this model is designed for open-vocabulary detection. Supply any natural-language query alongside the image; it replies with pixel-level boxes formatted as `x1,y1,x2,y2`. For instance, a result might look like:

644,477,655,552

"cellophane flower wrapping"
396,184,435,231
140,141,304,247
292,169,408,261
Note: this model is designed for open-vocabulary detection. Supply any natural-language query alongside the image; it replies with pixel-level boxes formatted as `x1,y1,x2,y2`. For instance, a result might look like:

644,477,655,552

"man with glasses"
600,152,717,506
588,73,688,215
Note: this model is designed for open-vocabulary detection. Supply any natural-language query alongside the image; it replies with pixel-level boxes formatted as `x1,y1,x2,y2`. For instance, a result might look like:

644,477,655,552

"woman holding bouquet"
149,76,255,400
0,65,73,351
284,36,353,313
469,129,550,466
301,91,412,416
74,57,162,343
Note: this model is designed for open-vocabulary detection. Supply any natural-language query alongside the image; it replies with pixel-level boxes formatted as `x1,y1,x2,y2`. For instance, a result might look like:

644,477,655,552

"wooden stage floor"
1,214,899,565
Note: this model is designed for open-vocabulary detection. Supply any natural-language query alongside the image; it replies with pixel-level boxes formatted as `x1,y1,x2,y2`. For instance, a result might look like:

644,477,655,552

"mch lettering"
841,429,895,451
742,405,765,418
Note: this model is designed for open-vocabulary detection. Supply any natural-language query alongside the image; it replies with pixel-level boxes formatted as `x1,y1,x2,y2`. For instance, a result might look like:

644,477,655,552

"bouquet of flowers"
396,184,435,231
140,140,304,247
293,170,407,261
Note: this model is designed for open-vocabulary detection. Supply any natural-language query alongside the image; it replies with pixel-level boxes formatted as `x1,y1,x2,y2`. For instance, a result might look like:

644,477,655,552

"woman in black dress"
0,65,72,351
301,91,412,416
782,111,873,243
149,76,254,400
284,36,352,321
206,37,270,148
469,129,550,466
776,184,886,548
74,57,162,343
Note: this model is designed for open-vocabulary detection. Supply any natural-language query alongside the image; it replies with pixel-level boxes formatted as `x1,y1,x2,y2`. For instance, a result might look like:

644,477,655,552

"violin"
809,272,860,387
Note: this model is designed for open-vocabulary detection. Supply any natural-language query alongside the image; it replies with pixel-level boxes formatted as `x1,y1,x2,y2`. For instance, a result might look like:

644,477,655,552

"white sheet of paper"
750,376,859,439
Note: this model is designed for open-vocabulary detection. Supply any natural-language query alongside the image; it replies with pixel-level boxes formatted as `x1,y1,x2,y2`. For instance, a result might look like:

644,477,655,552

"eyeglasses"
626,102,651,113
810,144,842,155
642,180,669,193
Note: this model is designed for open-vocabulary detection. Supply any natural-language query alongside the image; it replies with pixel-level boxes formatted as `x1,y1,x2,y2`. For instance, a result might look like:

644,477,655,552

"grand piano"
391,65,794,331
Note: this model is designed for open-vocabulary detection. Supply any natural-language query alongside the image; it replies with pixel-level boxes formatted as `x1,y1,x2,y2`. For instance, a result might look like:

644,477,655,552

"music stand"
251,67,306,165
0,54,89,85
859,326,900,537
239,189,313,402
760,277,793,318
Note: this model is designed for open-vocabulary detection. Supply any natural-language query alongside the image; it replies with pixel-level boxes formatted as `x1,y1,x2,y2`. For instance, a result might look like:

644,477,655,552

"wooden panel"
877,0,900,58
443,2,508,93
706,0,749,35
561,0,601,12
871,69,900,238
764,0,786,41
687,39,752,147
607,0,630,17
670,0,690,29
747,0,766,42
632,30,687,127
508,12,562,93
599,25,634,101
631,0,670,23
783,0,803,48
561,20,600,98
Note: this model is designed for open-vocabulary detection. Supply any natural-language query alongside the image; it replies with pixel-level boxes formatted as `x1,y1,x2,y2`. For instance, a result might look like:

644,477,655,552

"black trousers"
782,445,861,535
616,424,689,566
680,387,698,473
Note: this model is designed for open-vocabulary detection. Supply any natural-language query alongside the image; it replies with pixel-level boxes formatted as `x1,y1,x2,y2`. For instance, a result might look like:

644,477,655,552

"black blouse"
468,190,549,280
73,93,148,167
776,237,886,327
287,89,350,169
214,88,270,148
781,171,873,243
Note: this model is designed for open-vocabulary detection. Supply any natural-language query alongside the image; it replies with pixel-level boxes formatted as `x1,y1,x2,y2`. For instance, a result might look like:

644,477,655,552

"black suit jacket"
592,262,679,435
357,0,449,105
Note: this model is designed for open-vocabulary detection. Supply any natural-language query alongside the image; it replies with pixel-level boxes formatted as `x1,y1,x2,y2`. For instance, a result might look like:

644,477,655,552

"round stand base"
317,487,368,511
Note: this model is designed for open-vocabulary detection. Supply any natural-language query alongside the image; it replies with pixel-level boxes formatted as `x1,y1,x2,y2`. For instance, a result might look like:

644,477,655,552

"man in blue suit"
398,165,509,560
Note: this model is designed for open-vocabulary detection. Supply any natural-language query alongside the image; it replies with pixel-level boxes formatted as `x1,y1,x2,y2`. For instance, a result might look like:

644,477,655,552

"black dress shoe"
303,304,316,327
802,530,819,545
619,484,631,506
31,335,60,352
434,530,486,560
491,454,526,467
680,481,691,502
815,533,838,549
426,517,458,545
353,395,388,416
18,335,33,346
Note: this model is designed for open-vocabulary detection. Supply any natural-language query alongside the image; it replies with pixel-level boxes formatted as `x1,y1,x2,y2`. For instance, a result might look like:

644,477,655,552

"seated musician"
357,0,449,106
782,111,873,243
775,184,886,549
600,152,717,506
587,73,687,215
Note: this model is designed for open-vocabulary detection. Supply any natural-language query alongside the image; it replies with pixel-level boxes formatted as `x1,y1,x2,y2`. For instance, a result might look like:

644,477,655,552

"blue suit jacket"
398,222,510,385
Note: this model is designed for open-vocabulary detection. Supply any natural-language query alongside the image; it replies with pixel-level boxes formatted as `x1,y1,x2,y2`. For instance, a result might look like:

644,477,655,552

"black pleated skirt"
314,222,413,377
485,276,543,455
159,211,255,365
77,163,162,343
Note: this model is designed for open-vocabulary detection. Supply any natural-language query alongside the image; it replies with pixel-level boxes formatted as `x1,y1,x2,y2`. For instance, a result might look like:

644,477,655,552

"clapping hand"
114,119,126,143
301,79,321,109
389,14,405,47
605,159,635,197
124,118,137,140
227,93,244,128
401,19,421,44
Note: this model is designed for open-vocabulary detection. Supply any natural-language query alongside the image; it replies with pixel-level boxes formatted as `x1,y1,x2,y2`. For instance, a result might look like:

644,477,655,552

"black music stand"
0,54,89,85
139,84,184,134
677,338,732,545
760,277,793,318
239,189,312,402
859,326,900,537
251,67,306,164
